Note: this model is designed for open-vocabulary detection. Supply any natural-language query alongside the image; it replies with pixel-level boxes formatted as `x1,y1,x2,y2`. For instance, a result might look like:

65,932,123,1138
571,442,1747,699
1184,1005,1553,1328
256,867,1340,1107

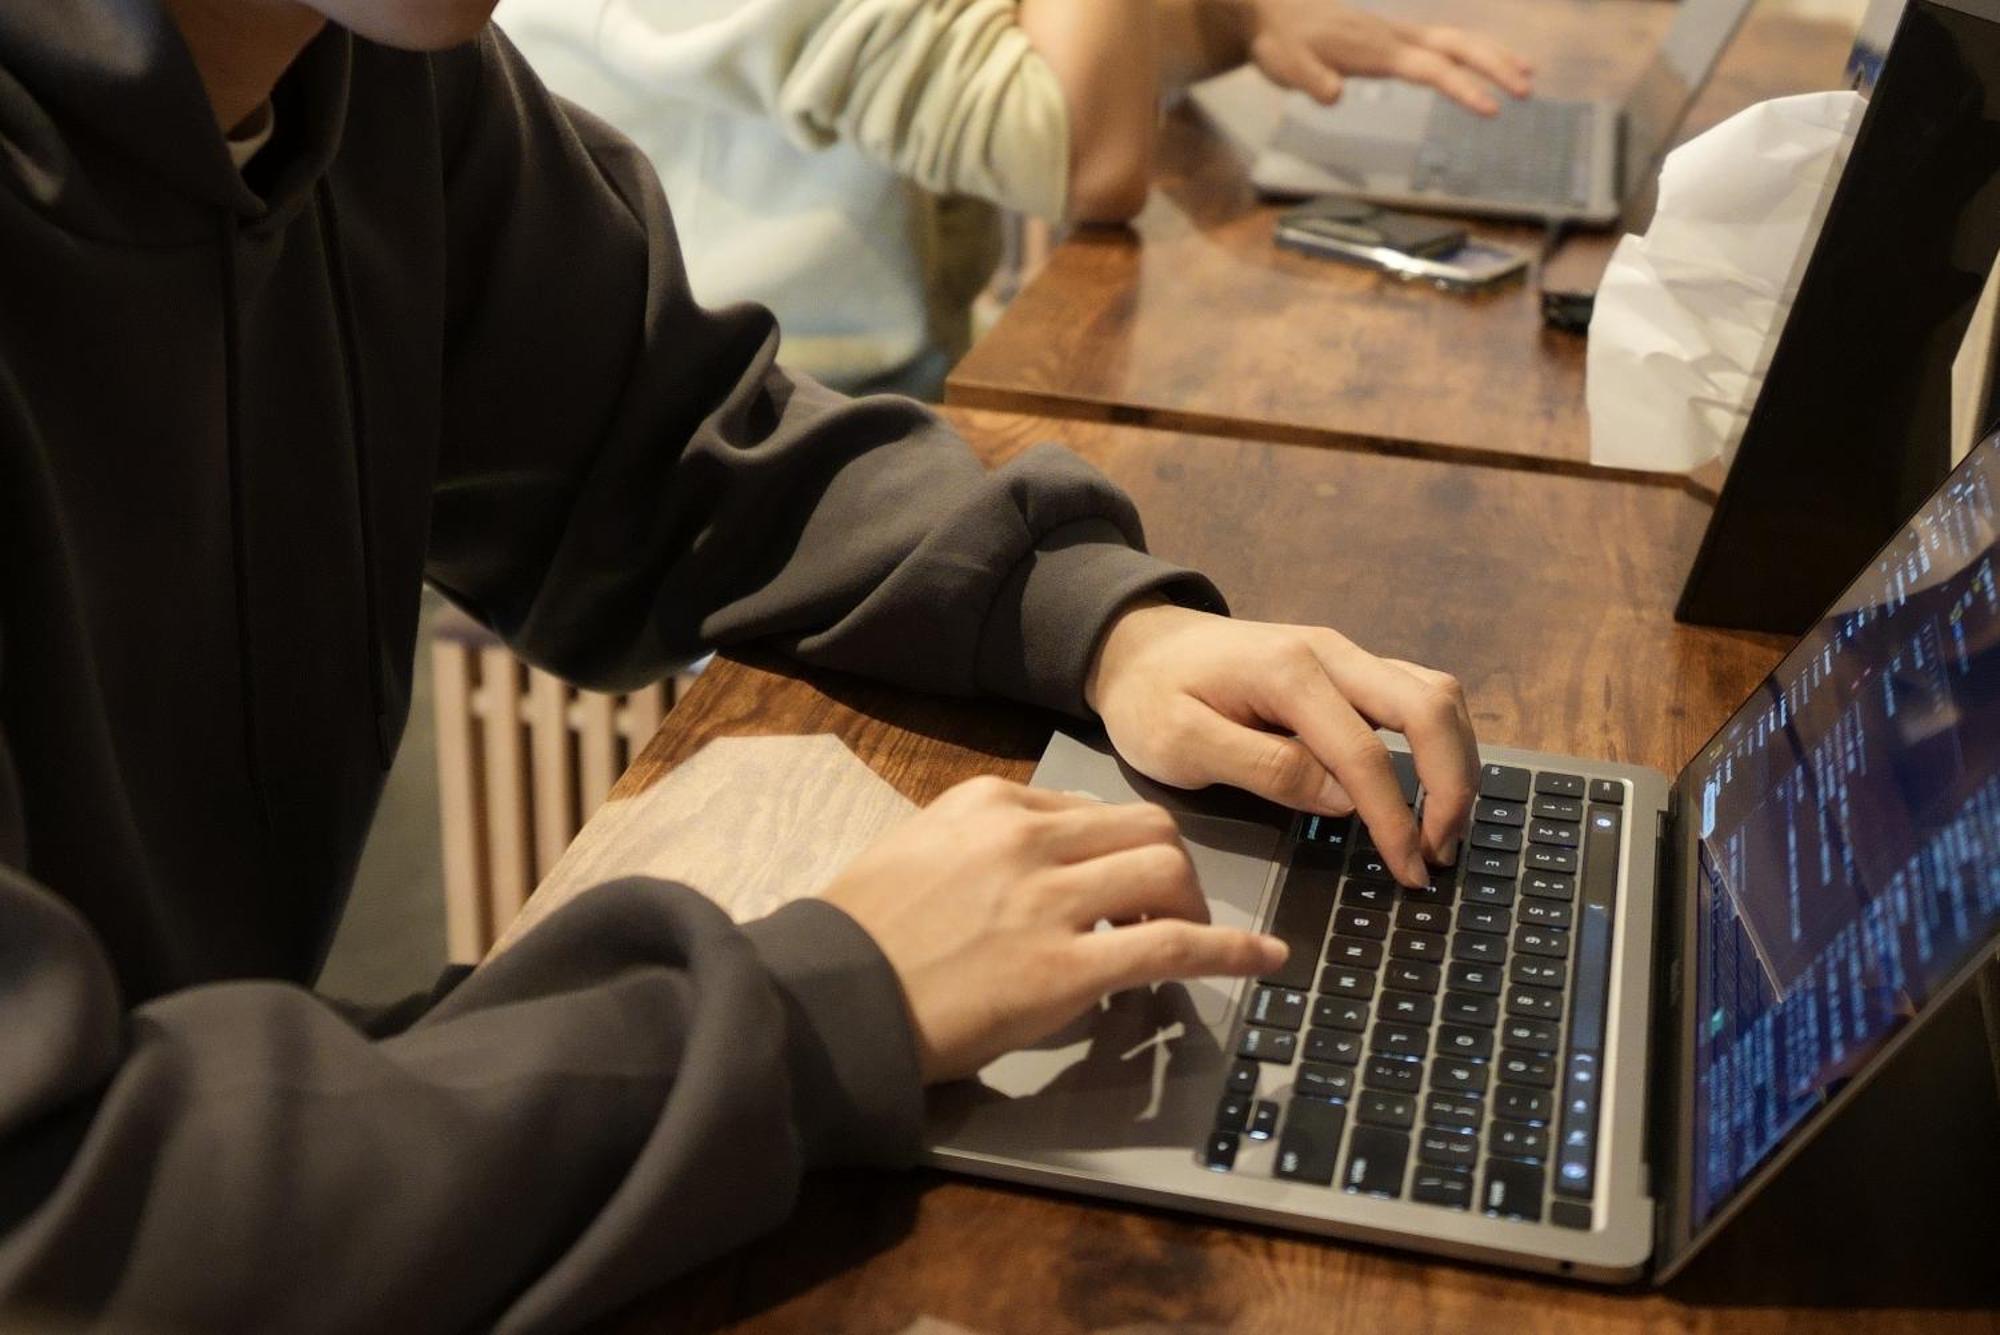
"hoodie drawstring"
314,179,394,768
217,212,276,834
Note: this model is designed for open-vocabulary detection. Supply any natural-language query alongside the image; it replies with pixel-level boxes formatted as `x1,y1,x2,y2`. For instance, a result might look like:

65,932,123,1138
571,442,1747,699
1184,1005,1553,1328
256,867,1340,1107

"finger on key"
1250,653,1425,884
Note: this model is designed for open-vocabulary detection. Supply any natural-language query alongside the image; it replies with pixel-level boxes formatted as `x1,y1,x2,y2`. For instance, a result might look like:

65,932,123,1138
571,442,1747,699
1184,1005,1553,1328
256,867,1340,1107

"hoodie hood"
0,2,351,241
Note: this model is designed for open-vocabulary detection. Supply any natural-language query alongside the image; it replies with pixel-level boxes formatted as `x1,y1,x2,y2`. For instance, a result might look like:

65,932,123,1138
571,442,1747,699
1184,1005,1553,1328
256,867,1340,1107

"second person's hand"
1235,0,1535,116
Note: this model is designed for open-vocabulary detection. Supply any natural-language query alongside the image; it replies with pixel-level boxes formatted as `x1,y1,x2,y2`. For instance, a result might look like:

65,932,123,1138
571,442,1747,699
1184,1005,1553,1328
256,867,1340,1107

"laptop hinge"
1644,792,1685,1241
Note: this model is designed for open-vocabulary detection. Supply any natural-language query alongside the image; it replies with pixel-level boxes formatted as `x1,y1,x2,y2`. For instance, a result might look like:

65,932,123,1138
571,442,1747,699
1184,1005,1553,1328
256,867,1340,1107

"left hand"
1084,600,1478,885
1236,0,1535,117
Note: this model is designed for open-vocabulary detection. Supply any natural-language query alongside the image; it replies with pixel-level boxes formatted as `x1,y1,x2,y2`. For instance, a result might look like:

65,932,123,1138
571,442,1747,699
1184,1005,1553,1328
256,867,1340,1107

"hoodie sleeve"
426,28,1220,718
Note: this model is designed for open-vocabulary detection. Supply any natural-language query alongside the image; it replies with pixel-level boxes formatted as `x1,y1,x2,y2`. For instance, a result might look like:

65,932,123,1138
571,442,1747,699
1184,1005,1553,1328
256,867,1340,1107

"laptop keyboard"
1201,756,1624,1232
1412,98,1596,208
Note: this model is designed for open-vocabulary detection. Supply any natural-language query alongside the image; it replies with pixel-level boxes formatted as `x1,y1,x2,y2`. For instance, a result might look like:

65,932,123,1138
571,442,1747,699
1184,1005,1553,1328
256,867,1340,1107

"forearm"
1017,0,1159,221
1155,0,1253,89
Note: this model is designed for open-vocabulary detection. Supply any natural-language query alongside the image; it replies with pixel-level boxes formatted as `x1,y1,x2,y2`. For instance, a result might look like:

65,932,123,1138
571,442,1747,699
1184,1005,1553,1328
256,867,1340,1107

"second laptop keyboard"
1202,755,1625,1232
1412,97,1598,208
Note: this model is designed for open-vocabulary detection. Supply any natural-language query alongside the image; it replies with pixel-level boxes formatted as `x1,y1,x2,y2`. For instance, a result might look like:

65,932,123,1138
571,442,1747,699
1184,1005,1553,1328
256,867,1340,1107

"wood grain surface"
945,0,1854,478
482,410,1998,1333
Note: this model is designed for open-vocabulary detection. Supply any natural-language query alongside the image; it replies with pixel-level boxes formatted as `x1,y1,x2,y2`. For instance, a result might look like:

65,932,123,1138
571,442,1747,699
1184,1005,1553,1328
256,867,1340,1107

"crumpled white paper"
1586,91,1868,472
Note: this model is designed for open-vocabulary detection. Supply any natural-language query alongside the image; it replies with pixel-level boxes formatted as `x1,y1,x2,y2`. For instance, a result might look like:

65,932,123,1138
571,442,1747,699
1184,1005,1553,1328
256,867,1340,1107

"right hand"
1238,0,1534,116
820,776,1286,1083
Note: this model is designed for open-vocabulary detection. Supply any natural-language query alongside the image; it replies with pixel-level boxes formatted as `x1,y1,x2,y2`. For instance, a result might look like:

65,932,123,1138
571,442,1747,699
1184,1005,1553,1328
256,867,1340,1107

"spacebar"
1262,845,1339,988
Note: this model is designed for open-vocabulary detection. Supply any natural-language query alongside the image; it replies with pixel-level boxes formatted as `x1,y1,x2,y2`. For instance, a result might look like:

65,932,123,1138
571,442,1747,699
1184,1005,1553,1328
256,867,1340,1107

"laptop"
1243,0,1760,225
926,429,2000,1282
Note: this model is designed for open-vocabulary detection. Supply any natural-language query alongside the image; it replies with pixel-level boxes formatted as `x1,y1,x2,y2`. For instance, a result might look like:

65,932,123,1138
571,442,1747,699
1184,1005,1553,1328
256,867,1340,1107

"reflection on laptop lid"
1661,427,2000,1272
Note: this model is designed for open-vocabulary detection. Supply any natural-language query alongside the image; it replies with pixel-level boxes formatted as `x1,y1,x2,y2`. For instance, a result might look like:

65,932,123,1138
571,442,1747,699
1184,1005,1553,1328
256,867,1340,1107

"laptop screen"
1619,0,1760,199
1683,429,2000,1228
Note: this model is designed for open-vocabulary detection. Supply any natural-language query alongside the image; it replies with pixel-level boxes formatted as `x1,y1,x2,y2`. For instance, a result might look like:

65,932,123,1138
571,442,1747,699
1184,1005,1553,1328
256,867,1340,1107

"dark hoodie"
0,6,1218,1330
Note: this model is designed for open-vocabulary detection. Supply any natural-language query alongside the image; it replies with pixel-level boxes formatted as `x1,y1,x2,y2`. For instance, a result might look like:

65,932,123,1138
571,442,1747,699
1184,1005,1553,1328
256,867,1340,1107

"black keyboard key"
1296,1061,1355,1103
1203,1131,1239,1171
1456,903,1512,935
1470,824,1523,853
1465,848,1520,878
1452,933,1506,965
1500,1016,1560,1053
1492,1123,1550,1162
1390,930,1446,963
1245,985,1309,1031
1335,906,1389,940
1482,1158,1545,1221
1435,1023,1493,1060
1528,819,1579,848
1305,1029,1363,1065
1357,1090,1416,1129
1344,855,1392,887
1531,794,1582,821
1372,1022,1429,1059
1380,991,1436,1025
1226,1059,1260,1095
1343,1126,1410,1197
1589,778,1624,806
1472,797,1526,827
1523,871,1575,900
1447,961,1504,995
1479,763,1531,802
1461,875,1516,907
1239,1026,1298,1063
1534,771,1585,798
1418,1127,1479,1169
1264,852,1338,988
1442,991,1499,1026
1384,960,1442,993
1342,878,1396,910
1425,1092,1483,1131
1551,1200,1593,1230
1250,1099,1280,1139
1494,1086,1553,1125
1431,1057,1488,1094
1318,965,1376,1000
1325,935,1383,968
1312,995,1369,1031
1506,986,1564,1019
1300,812,1354,848
1525,846,1578,874
1365,1055,1424,1092
1412,1166,1474,1209
1499,1049,1557,1087
1511,956,1568,990
1396,901,1450,933
1514,926,1569,959
1274,1097,1346,1185
1217,1093,1251,1132
1401,880,1454,908
1518,899,1573,929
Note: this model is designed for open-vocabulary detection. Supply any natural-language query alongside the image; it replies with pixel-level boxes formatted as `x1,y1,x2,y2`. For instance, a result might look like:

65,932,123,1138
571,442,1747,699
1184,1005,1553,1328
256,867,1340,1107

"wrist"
1084,594,1178,714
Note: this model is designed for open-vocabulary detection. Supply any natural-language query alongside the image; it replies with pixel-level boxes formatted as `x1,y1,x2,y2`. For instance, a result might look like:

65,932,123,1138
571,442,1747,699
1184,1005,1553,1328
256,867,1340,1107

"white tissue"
1586,91,1868,473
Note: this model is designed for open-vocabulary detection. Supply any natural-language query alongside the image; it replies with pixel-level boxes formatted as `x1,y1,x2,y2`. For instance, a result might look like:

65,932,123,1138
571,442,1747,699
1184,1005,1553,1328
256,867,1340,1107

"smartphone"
1277,197,1467,259
1275,228,1532,293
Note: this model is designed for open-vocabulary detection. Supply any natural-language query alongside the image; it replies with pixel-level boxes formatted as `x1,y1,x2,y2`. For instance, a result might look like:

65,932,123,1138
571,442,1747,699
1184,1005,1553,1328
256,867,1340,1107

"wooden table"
486,409,1999,1332
945,0,1855,479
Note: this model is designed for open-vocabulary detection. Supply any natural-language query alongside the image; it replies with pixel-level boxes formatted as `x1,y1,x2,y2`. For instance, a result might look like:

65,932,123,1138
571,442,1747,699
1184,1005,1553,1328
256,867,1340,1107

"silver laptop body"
924,432,2000,1286
1245,0,1761,224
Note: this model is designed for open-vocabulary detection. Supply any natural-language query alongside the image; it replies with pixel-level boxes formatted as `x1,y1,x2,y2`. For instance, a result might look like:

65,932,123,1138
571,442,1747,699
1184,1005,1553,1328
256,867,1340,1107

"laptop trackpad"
1171,811,1283,1023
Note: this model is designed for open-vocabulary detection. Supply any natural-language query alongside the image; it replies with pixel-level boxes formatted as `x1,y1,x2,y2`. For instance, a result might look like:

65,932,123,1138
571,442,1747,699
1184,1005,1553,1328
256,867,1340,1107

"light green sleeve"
776,0,1072,221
